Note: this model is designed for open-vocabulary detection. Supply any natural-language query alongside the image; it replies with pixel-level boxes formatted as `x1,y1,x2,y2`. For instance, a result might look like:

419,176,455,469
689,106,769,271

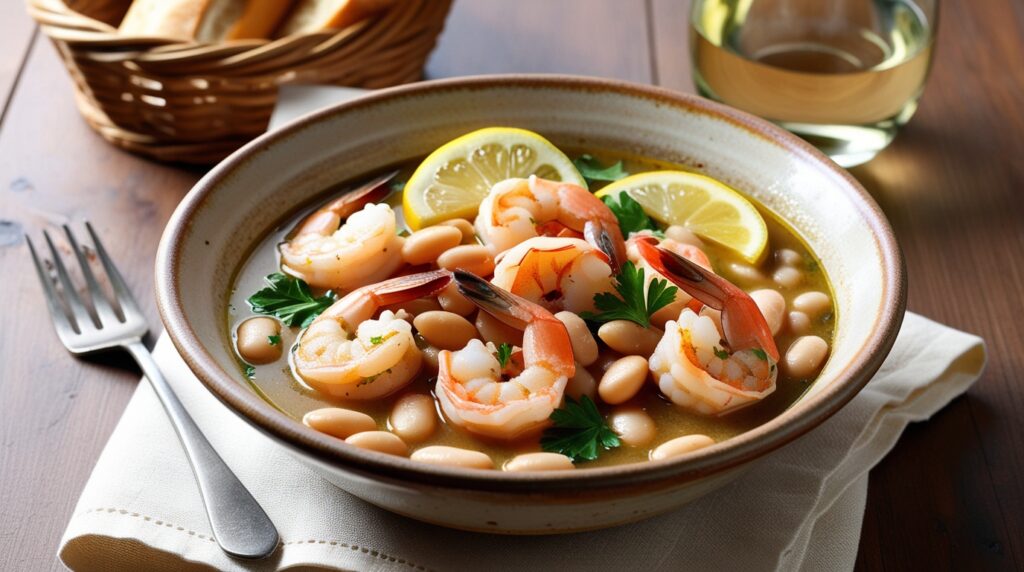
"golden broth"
227,152,835,468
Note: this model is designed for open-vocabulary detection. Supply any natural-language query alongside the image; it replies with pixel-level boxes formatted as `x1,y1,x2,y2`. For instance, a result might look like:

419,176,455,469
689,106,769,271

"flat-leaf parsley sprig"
540,396,620,462
247,272,336,328
601,193,663,237
580,261,678,328
573,154,629,185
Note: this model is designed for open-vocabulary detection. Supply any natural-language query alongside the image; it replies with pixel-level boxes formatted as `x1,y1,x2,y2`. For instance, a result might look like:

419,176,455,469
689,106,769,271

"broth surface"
227,152,835,468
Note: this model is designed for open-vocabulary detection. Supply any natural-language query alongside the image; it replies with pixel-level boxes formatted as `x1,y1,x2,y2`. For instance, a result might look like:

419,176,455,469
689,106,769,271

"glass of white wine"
690,0,937,167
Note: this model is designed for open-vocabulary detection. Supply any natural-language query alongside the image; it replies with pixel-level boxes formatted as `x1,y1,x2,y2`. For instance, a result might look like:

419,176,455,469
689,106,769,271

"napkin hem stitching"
78,507,433,571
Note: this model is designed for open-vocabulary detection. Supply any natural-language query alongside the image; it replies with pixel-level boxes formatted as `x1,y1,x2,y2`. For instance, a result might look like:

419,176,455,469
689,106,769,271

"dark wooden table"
1,1,1021,570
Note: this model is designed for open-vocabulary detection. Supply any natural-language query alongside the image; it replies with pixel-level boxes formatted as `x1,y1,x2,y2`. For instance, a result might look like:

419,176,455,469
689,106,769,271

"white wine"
691,0,935,166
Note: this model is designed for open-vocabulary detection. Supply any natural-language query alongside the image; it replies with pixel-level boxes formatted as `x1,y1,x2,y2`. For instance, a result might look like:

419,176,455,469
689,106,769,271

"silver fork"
27,222,279,560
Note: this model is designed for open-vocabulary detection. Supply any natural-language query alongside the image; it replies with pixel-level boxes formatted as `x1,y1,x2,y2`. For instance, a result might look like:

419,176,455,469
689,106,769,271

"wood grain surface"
0,1,1021,569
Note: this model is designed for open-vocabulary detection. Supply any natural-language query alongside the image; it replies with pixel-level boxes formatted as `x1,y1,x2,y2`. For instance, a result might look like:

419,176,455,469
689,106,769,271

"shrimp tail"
453,270,534,329
296,170,398,236
584,220,626,272
366,269,452,306
636,238,780,362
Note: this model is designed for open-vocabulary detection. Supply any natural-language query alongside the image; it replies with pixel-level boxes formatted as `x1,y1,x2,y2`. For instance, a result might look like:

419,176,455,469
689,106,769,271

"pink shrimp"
435,270,575,439
475,176,626,271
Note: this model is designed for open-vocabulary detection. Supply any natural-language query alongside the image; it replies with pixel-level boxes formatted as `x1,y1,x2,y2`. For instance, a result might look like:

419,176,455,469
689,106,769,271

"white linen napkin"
58,313,985,571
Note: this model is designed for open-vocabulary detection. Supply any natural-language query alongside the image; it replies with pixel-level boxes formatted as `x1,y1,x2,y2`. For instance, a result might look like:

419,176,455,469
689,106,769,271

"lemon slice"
596,170,768,263
403,127,585,230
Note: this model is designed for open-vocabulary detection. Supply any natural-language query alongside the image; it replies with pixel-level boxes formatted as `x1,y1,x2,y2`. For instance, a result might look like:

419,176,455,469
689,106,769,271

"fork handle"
126,340,279,559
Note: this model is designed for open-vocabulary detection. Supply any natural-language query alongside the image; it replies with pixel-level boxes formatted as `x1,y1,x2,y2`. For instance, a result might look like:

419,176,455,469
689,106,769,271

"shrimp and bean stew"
228,128,835,471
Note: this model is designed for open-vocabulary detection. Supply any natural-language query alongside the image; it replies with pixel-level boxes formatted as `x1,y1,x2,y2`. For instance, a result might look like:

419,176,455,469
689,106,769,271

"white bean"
608,407,656,447
439,218,477,244
787,311,812,335
401,226,462,266
389,394,437,443
566,363,597,401
650,434,715,461
475,310,523,347
235,317,282,364
388,297,442,316
437,244,495,276
410,446,494,469
783,336,829,379
598,356,649,404
303,407,376,439
650,298,688,329
727,261,765,283
555,311,598,366
772,266,803,288
504,452,575,472
598,321,661,356
792,291,831,318
437,281,476,316
413,311,477,351
345,431,409,456
775,248,803,267
749,289,786,336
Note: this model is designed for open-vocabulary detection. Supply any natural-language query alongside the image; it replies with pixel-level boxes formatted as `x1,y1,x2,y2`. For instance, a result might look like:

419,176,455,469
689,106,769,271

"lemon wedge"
402,127,585,230
596,170,768,263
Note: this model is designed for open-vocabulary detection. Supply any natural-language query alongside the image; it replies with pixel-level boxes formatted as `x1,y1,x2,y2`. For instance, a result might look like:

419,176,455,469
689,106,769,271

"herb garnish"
573,154,629,186
714,347,729,360
540,396,621,462
247,273,336,328
369,335,384,345
751,348,768,361
244,364,256,379
601,193,662,237
580,261,677,327
495,343,513,368
267,335,281,346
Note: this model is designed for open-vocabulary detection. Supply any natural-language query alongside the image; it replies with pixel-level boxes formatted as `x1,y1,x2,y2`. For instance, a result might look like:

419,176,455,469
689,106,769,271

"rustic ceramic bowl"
156,75,905,534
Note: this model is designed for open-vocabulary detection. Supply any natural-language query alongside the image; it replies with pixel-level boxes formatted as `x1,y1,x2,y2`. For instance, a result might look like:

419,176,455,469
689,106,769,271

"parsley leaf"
600,193,663,237
540,396,620,462
751,348,768,361
267,335,281,346
247,273,336,328
243,364,256,379
495,342,513,368
573,154,629,185
580,262,678,327
369,335,384,345
714,347,730,360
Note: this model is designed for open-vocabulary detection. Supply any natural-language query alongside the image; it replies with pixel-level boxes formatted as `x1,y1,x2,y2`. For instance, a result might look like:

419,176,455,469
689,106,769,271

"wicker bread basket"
27,0,453,163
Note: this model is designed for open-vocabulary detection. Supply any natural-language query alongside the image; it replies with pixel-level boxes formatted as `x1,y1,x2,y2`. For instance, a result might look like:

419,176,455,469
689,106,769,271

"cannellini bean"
775,248,803,267
303,407,376,439
388,297,442,316
401,226,462,266
345,431,409,456
783,336,829,379
475,310,524,347
598,321,661,356
565,363,597,400
608,407,656,447
588,351,623,377
727,261,765,283
772,266,803,288
410,446,494,469
792,291,831,318
598,356,649,404
650,434,715,461
439,218,477,244
413,311,477,351
437,244,495,276
749,289,786,336
504,452,575,472
420,344,441,371
787,311,812,335
389,394,437,443
235,317,282,364
650,298,687,329
437,281,476,316
555,311,598,366
664,225,705,248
